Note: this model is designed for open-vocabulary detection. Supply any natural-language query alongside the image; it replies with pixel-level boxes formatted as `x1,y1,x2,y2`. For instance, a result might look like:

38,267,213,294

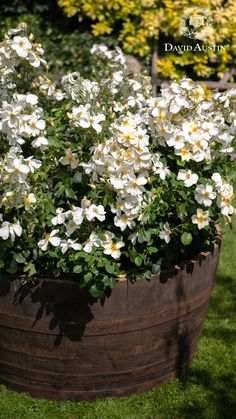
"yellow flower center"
109,243,119,251
67,154,74,163
197,214,207,222
159,111,166,121
124,134,134,142
181,148,188,156
24,196,30,204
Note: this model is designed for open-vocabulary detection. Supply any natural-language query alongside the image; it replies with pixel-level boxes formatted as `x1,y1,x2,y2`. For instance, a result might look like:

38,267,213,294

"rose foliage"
0,24,235,298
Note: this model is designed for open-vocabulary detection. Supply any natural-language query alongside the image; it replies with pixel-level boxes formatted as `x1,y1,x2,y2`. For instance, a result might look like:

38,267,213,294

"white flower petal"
49,237,61,247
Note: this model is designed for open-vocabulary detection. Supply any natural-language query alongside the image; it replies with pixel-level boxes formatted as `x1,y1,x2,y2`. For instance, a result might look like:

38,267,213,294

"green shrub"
58,0,236,81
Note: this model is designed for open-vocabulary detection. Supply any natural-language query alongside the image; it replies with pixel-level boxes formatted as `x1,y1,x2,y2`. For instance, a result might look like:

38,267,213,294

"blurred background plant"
0,0,119,81
57,0,236,88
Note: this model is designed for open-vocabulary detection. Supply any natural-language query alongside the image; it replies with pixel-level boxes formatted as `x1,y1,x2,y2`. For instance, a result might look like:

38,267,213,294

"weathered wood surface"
0,239,221,400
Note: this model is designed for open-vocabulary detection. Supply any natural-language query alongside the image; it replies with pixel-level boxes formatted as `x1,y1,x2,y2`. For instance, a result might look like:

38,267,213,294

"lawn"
0,220,235,419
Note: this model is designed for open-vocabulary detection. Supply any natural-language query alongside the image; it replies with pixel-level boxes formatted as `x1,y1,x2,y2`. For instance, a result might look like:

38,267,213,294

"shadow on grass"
180,370,236,419
177,274,236,418
202,275,236,343
208,275,235,314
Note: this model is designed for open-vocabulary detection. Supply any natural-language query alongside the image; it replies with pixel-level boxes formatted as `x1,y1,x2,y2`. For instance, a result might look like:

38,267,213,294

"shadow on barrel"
12,277,96,346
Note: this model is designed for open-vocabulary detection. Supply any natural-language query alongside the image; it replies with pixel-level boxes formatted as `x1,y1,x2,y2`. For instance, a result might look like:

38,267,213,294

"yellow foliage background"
58,0,236,80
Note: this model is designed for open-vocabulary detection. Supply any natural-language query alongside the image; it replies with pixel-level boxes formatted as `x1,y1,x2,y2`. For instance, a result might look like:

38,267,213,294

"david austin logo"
180,7,213,41
164,7,226,52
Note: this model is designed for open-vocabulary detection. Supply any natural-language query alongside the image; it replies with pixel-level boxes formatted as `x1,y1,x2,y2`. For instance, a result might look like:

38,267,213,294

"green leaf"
143,270,152,279
96,231,106,241
32,248,38,260
181,232,193,246
90,284,104,299
61,265,69,273
177,159,185,167
48,249,59,258
138,229,151,243
73,265,83,274
23,262,37,277
54,182,65,197
65,187,76,199
13,253,26,264
52,267,61,277
152,263,161,274
22,250,30,258
0,259,4,269
84,272,93,283
6,260,17,274
147,246,158,254
105,263,115,275
134,256,143,267
150,212,156,222
102,276,116,288
130,248,137,259
78,251,92,260
178,190,187,200
178,203,187,215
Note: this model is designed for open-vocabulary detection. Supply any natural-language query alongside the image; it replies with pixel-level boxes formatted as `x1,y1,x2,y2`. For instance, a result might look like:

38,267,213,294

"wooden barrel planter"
0,237,221,401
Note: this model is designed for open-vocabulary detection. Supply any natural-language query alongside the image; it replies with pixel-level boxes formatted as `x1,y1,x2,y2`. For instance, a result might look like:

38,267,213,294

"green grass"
0,221,235,419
